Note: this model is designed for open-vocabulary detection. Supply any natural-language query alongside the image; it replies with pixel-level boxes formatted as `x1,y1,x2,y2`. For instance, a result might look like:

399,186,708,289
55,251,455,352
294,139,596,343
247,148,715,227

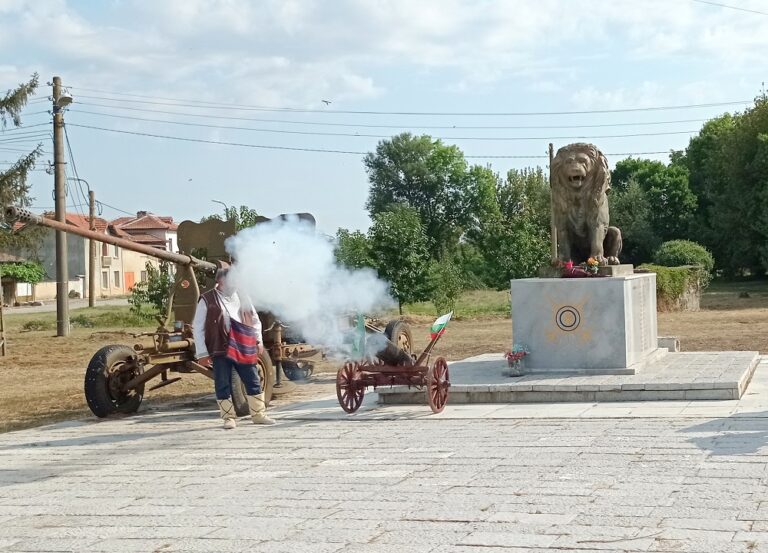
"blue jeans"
212,356,262,400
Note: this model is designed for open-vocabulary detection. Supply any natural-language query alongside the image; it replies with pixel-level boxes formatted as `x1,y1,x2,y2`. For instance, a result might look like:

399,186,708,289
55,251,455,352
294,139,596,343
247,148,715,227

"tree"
334,228,373,270
0,74,43,252
463,166,551,288
364,133,494,258
681,99,768,275
128,261,174,318
611,158,697,243
202,204,262,230
610,179,660,265
368,204,431,313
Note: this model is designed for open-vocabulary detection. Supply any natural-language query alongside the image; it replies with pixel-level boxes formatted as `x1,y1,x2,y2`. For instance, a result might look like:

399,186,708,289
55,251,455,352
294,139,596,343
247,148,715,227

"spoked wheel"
336,361,365,414
426,356,450,414
84,345,144,418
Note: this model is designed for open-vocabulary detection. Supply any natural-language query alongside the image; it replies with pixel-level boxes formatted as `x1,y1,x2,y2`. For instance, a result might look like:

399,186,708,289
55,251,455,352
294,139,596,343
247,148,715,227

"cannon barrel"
5,205,218,272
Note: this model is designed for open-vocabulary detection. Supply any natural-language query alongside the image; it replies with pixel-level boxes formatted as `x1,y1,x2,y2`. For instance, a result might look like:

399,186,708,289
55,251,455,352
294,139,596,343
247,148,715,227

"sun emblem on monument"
545,295,593,345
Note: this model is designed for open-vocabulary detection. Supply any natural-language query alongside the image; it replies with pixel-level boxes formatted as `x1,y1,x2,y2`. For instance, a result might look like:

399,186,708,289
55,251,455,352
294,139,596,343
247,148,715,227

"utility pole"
548,143,558,261
89,190,96,308
52,76,69,336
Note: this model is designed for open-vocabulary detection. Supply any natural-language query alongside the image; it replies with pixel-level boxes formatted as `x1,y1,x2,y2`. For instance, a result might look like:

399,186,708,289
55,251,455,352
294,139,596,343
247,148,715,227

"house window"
114,271,120,288
113,244,119,257
101,242,108,256
101,271,108,289
140,271,147,282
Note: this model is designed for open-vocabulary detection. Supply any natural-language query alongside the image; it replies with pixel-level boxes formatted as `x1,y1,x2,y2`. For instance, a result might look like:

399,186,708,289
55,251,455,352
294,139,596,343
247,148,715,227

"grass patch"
403,289,510,318
9,306,155,332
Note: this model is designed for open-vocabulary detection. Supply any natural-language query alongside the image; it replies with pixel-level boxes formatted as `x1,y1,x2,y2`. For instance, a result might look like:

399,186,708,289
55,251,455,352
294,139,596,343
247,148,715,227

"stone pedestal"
510,273,662,374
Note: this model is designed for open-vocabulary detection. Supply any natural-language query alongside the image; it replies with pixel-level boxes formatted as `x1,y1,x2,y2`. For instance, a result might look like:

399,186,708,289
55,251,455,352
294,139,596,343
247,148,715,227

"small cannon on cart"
336,312,453,414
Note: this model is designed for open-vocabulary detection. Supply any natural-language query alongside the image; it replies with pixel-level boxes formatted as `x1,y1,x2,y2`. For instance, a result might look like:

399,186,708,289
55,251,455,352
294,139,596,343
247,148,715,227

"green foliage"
364,133,495,258
680,99,768,275
463,167,550,288
609,179,660,265
128,261,173,318
0,74,43,253
368,204,431,312
202,204,262,230
611,157,697,242
640,264,709,311
21,308,154,332
428,257,466,315
653,240,715,274
334,228,374,269
0,261,45,283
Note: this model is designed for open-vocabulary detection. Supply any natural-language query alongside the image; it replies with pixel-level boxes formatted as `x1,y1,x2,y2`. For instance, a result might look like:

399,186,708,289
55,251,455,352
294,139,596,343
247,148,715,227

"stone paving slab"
5,392,768,552
379,351,760,405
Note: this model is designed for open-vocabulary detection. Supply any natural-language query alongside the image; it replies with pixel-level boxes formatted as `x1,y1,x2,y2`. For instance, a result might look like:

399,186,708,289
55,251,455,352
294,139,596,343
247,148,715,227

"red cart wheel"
426,357,450,413
336,361,365,413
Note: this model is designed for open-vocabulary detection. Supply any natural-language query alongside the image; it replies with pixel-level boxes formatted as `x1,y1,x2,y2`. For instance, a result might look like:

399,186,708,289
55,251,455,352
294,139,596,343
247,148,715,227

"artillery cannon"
4,206,414,419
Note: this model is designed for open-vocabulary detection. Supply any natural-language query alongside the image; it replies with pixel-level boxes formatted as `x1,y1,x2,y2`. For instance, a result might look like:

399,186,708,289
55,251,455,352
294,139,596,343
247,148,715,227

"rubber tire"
384,320,413,355
84,345,144,418
231,351,275,417
283,361,313,381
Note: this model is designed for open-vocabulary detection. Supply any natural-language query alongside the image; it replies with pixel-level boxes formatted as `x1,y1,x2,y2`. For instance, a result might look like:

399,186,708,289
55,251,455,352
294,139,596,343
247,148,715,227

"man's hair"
215,267,229,281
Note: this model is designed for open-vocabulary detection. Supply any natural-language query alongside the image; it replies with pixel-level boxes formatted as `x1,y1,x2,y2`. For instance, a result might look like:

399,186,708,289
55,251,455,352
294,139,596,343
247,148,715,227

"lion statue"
551,143,622,265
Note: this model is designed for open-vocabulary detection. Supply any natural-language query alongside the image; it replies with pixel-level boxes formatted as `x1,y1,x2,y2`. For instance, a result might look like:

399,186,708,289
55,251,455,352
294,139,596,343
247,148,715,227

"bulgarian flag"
430,311,454,341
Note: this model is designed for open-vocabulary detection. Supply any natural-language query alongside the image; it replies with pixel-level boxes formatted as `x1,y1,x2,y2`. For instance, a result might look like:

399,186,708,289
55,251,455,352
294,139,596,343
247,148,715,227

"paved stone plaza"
379,351,760,405
3,360,768,552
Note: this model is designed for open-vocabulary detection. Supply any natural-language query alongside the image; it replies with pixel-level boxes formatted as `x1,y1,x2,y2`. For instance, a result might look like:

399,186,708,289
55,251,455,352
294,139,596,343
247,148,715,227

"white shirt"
191,289,263,359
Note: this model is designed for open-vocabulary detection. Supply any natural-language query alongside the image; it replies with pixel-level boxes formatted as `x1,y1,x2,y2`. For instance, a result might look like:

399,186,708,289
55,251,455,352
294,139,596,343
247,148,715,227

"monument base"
510,273,658,375
597,264,635,277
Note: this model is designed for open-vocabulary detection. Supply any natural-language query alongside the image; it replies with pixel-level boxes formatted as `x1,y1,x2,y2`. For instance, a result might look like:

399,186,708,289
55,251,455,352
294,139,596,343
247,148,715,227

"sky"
1,0,767,235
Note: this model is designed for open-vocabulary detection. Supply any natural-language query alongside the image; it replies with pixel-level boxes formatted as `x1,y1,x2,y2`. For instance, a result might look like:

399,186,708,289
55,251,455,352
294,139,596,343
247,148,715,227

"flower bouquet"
504,344,529,377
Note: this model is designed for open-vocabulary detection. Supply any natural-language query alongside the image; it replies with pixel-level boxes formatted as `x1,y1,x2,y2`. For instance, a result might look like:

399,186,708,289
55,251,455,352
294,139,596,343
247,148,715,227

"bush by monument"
653,240,715,274
639,264,708,312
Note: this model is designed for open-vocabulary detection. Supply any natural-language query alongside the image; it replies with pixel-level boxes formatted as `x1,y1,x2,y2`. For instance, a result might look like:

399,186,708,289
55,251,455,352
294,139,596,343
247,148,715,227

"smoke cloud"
225,216,394,355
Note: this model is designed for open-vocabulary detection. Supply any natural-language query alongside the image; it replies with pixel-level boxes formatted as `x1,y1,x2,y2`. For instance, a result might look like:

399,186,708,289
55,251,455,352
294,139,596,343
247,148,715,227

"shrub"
653,240,715,273
639,264,708,311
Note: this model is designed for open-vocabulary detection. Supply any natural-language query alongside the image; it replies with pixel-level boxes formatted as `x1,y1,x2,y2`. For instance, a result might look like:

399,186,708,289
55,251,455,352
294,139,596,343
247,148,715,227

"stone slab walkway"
2,360,768,552
378,351,760,405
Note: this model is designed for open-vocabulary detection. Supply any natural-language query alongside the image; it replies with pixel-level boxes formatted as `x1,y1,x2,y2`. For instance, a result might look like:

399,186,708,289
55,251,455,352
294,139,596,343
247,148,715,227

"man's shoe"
217,398,238,429
247,393,275,425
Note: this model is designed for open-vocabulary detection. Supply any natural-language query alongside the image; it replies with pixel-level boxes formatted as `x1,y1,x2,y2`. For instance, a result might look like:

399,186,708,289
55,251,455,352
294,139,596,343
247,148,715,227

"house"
111,211,179,290
8,210,178,302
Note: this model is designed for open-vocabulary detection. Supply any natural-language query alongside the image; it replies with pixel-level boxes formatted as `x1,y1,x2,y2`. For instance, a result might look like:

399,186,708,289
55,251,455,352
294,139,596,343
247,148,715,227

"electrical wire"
690,0,768,16
66,122,681,159
72,93,752,116
0,122,51,133
68,109,700,140
75,101,711,130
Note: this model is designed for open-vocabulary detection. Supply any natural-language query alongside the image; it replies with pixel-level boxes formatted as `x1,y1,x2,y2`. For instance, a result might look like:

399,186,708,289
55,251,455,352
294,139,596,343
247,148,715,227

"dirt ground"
2,280,768,432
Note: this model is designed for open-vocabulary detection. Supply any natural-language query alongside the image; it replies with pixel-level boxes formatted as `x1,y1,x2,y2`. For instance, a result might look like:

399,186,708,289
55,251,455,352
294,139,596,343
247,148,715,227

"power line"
69,109,701,140
67,122,681,159
0,122,51,133
76,101,711,130
690,0,768,16
73,93,752,116
95,200,134,216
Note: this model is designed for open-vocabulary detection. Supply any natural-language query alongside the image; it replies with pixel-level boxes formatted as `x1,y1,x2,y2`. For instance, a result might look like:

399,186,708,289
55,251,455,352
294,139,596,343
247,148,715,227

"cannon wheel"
385,320,413,355
426,356,450,414
232,351,275,417
84,345,144,418
336,361,365,413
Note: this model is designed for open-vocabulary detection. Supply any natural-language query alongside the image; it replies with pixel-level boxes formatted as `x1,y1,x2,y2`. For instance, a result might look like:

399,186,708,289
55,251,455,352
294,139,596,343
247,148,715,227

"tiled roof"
126,233,168,245
13,212,109,234
116,214,176,231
